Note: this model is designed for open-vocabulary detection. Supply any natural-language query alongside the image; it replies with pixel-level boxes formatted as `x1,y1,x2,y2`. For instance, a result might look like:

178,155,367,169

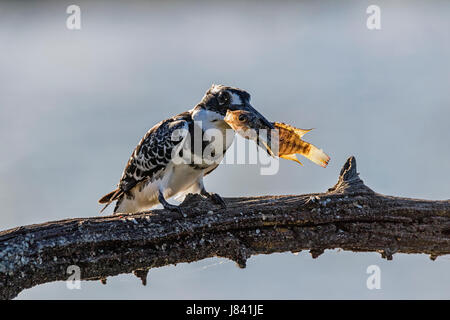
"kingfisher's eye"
238,114,247,122
217,92,229,105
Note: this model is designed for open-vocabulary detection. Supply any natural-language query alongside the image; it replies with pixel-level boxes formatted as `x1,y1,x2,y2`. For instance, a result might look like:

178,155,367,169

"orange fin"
280,154,303,166
304,144,330,168
294,128,313,137
274,122,313,137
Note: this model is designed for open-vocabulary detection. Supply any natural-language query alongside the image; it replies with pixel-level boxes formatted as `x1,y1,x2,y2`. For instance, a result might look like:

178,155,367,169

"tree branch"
1,156,449,299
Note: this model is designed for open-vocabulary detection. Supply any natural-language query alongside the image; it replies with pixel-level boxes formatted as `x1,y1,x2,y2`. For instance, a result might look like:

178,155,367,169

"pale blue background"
0,0,449,299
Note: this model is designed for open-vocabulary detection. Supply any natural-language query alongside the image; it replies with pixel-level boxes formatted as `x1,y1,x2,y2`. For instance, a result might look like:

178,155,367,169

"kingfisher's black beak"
242,103,275,130
229,103,275,156
243,103,275,156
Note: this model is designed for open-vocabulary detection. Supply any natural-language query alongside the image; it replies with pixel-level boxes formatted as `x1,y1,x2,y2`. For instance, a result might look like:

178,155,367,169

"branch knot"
328,156,374,195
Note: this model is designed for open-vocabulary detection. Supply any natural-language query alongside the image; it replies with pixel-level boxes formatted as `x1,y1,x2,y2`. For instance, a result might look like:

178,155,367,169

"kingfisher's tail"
98,189,123,213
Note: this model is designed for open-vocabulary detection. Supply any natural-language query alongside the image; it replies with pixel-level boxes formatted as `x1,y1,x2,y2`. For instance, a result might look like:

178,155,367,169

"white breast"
191,108,235,154
165,163,203,197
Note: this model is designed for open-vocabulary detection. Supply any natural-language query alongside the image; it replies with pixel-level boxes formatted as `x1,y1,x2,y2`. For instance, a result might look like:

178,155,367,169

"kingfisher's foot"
159,190,184,215
201,189,227,208
162,202,184,215
211,193,227,208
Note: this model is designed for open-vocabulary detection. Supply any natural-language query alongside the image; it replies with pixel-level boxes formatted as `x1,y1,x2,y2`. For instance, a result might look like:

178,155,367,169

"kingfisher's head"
195,84,274,130
192,84,275,155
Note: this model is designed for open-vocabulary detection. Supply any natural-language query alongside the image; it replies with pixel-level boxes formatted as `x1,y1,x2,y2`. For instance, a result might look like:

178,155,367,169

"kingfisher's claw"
200,187,227,208
210,193,227,208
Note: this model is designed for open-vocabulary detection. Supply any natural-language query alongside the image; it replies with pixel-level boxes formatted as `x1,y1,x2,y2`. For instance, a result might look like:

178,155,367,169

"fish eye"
238,114,247,122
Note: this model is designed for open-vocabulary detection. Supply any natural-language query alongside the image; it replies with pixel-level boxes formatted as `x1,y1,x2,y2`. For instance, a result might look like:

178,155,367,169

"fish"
224,110,330,167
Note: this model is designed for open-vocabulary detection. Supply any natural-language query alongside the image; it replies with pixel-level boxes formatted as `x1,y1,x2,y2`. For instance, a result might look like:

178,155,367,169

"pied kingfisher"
99,84,274,214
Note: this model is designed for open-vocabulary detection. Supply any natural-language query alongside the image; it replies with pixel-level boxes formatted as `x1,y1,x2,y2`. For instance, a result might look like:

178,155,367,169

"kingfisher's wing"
118,118,189,193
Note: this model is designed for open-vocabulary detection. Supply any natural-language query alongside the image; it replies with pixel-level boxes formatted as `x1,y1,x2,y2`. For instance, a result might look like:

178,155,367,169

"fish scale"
273,122,329,167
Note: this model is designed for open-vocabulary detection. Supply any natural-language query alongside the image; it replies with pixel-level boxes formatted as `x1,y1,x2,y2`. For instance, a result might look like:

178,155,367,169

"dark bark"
0,156,449,300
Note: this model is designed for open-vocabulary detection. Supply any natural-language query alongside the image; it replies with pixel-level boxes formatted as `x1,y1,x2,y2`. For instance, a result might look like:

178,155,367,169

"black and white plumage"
99,84,274,214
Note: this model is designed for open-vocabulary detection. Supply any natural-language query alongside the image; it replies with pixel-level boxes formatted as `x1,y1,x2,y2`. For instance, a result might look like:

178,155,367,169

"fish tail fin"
303,143,330,168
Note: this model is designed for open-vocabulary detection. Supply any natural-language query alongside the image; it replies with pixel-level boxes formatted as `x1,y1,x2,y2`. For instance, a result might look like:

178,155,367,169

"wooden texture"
1,156,449,299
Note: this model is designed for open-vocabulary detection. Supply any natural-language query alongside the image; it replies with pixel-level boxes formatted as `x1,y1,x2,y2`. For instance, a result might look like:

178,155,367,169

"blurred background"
1,0,449,299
